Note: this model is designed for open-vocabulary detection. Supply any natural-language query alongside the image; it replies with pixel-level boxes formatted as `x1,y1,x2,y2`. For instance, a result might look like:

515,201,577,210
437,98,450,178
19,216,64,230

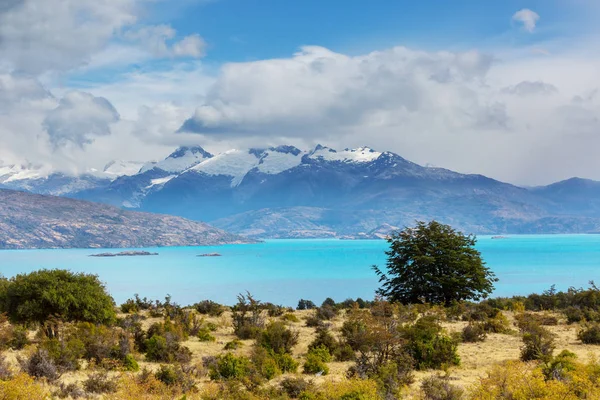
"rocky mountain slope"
0,189,256,249
4,145,600,238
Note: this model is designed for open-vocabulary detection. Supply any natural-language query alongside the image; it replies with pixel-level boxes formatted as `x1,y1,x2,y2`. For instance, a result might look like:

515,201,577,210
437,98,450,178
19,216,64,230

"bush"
257,321,298,354
224,340,243,350
280,376,314,398
303,346,330,375
122,354,139,372
297,299,316,310
334,343,356,362
197,327,216,342
144,334,192,363
154,364,196,392
482,312,511,333
578,323,600,344
232,293,265,340
209,352,250,380
18,349,60,381
403,317,460,370
316,305,337,321
421,374,464,400
195,300,225,317
2,270,116,336
462,323,486,343
520,322,555,362
40,336,85,371
53,382,86,399
341,319,369,352
120,299,138,314
542,350,578,381
309,326,338,354
303,352,329,375
83,371,118,394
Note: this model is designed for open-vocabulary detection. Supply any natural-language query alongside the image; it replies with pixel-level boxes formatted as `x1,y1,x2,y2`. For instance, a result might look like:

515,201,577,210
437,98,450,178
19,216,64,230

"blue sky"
0,0,599,185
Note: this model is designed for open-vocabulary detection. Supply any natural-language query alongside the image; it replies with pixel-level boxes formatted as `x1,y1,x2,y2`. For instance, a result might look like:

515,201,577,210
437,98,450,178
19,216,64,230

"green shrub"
53,382,86,399
195,300,225,317
482,312,512,333
154,364,196,392
209,352,250,380
257,321,298,354
274,353,299,373
40,336,85,371
578,323,600,344
303,352,329,375
542,350,578,381
120,299,138,314
316,305,337,321
420,374,464,400
144,334,192,363
341,319,369,352
2,269,116,336
334,343,356,362
83,372,118,394
403,317,460,370
297,299,316,310
520,322,555,362
462,323,486,343
197,327,216,342
309,326,338,354
308,345,332,363
224,339,243,350
122,354,139,372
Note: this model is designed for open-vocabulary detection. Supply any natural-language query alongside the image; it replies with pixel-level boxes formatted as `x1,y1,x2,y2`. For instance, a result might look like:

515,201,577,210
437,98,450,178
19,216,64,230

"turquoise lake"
0,235,599,306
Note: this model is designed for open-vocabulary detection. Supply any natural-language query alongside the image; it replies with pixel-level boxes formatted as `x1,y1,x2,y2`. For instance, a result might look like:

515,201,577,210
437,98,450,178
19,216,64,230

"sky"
1,0,599,185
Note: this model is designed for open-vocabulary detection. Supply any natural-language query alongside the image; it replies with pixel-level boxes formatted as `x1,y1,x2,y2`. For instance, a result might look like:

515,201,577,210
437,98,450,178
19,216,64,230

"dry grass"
2,309,600,399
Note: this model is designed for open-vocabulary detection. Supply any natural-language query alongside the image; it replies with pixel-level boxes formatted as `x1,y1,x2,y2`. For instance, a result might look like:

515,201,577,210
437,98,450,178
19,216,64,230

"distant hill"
4,145,600,238
0,189,256,249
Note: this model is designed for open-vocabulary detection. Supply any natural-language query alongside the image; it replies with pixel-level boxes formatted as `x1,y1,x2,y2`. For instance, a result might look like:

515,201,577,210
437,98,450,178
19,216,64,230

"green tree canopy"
373,221,497,305
0,269,116,330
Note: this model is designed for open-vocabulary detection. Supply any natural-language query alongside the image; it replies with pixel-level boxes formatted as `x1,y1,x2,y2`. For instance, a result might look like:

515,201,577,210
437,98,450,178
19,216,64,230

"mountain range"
0,189,255,249
2,145,600,238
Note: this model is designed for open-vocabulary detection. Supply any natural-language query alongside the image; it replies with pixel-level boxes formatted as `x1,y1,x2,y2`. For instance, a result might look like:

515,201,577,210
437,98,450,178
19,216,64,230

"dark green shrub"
257,321,298,354
309,345,331,362
224,339,243,350
462,323,486,343
274,353,299,373
2,269,116,336
542,350,578,381
305,315,322,328
565,306,585,324
265,303,286,317
297,299,316,310
18,349,60,381
303,352,329,375
321,298,337,308
520,322,555,362
209,352,250,380
120,299,138,314
578,323,600,344
280,376,314,398
334,343,356,362
195,300,225,317
9,326,29,350
403,317,460,370
309,326,338,355
154,364,196,392
83,372,118,394
482,312,511,333
420,374,464,400
341,319,369,352
144,334,192,363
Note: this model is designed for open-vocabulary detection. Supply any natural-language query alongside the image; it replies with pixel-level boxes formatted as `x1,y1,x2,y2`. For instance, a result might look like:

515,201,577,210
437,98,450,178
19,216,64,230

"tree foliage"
0,269,115,333
374,221,497,305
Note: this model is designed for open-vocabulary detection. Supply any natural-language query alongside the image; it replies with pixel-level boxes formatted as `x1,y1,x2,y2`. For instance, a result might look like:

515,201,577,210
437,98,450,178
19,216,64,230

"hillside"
0,189,256,249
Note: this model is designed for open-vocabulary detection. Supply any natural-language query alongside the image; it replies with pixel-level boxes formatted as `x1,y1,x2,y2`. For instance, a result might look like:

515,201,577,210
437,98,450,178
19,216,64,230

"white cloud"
124,25,206,59
512,9,541,33
43,91,120,148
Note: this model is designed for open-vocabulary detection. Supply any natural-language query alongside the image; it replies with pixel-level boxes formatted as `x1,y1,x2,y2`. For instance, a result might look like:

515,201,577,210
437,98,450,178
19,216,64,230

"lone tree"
373,221,497,305
0,269,116,337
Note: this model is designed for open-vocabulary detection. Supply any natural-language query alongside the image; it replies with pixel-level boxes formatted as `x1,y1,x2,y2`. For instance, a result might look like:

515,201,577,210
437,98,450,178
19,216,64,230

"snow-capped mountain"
8,144,600,237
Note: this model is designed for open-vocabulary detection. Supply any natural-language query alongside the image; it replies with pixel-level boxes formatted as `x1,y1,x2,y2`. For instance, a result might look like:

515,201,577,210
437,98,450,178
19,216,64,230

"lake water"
0,235,599,307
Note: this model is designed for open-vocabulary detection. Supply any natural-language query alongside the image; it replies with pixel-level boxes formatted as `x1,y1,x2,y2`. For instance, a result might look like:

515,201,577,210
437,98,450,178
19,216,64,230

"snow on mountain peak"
102,160,144,178
308,145,382,163
140,146,213,174
0,162,46,183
